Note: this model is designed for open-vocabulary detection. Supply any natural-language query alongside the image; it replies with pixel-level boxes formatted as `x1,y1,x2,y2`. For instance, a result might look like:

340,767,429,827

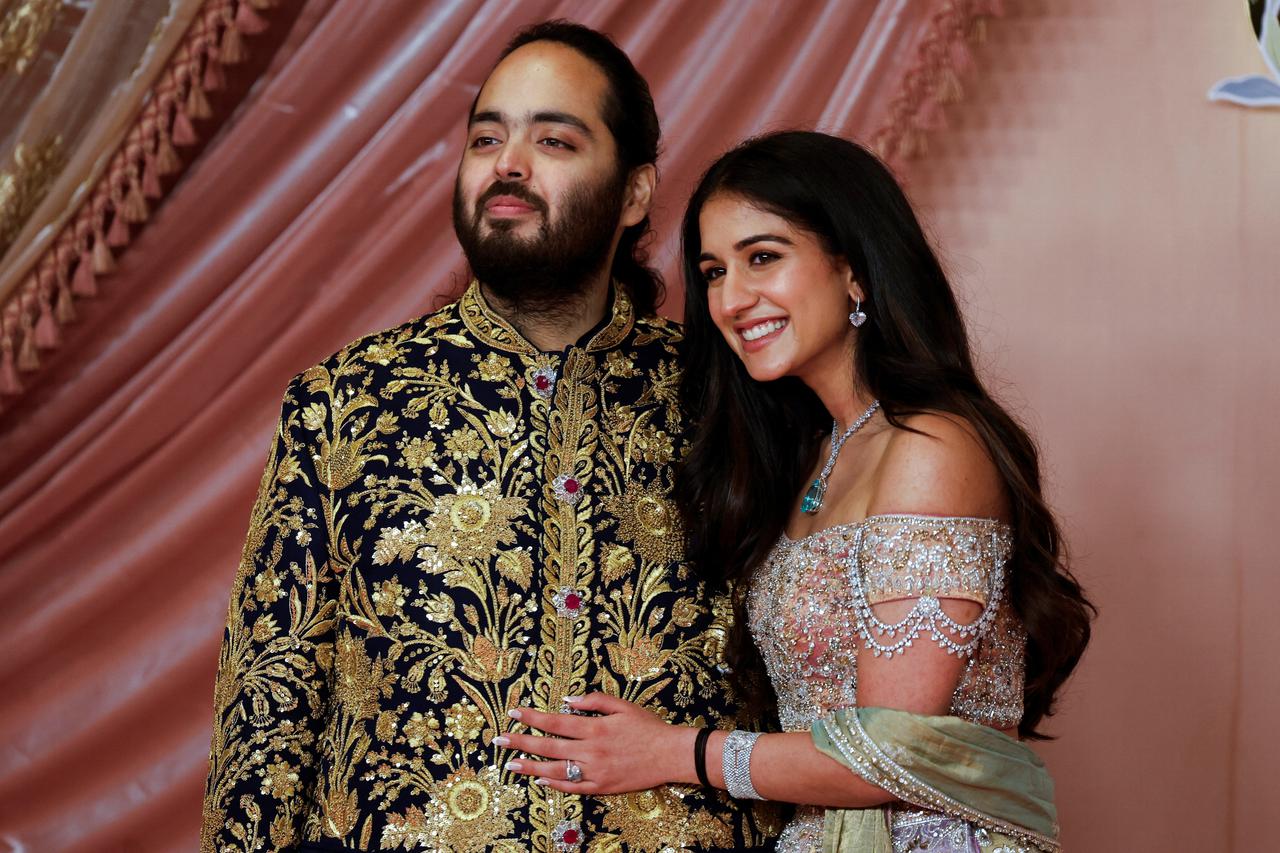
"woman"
499,131,1093,852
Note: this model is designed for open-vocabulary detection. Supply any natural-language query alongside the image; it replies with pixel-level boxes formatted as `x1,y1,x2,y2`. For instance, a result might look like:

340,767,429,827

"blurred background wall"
913,1,1280,848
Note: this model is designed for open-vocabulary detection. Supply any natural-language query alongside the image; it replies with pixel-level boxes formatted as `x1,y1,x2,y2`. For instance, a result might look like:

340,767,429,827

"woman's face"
697,193,861,386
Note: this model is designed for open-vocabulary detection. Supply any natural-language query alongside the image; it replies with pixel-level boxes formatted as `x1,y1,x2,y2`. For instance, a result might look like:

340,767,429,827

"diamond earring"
849,299,867,328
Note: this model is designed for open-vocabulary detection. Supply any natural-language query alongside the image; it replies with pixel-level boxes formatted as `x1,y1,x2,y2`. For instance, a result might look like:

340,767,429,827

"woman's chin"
742,360,790,384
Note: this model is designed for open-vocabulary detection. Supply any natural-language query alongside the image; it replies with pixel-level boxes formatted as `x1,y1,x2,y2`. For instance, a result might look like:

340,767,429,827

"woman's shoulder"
868,411,1008,521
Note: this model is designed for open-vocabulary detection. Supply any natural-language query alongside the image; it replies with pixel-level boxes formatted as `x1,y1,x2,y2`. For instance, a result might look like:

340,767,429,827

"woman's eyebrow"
734,233,794,250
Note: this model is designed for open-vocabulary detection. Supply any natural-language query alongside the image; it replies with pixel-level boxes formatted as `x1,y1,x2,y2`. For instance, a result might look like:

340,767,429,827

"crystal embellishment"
552,473,583,505
531,366,557,400
552,586,585,618
553,820,583,851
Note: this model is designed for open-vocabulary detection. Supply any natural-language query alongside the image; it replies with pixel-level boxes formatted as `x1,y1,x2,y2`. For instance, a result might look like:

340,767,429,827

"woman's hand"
498,693,697,795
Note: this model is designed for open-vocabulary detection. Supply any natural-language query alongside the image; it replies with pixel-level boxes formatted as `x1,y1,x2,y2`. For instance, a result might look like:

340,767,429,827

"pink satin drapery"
0,2,996,850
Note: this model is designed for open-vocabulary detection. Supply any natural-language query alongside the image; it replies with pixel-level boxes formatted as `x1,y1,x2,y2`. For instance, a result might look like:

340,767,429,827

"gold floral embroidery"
595,787,735,852
203,282,776,852
606,483,684,564
381,766,526,853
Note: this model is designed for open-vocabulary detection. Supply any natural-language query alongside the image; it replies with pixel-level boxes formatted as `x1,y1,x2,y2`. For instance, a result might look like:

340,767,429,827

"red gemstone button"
564,593,582,610
535,375,551,390
562,830,580,844
563,477,579,494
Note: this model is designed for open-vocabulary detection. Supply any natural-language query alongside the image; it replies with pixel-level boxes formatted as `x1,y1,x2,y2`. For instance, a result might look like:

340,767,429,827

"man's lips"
484,195,538,217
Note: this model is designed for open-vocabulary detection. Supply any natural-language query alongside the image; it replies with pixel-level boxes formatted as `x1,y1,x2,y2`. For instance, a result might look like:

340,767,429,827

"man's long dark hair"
499,21,664,316
676,131,1094,738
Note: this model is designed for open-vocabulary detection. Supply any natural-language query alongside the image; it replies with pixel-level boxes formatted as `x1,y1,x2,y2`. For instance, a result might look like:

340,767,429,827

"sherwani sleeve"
201,374,339,852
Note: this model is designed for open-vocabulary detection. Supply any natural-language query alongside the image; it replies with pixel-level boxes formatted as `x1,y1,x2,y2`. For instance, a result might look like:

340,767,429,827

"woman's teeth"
741,319,787,342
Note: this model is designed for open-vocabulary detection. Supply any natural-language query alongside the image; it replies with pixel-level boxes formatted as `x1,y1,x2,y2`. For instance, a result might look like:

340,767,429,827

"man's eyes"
468,136,576,151
539,137,576,151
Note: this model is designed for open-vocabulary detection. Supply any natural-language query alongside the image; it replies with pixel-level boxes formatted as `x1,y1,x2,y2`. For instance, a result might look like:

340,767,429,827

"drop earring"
848,298,867,328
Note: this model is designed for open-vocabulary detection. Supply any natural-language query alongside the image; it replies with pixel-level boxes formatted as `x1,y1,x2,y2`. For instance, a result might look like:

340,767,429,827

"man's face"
453,42,629,309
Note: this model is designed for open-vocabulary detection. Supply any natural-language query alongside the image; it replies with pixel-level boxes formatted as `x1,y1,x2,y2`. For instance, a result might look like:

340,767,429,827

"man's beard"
452,170,627,319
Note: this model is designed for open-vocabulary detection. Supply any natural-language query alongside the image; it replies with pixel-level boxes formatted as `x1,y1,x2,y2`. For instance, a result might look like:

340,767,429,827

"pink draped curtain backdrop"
0,1,997,849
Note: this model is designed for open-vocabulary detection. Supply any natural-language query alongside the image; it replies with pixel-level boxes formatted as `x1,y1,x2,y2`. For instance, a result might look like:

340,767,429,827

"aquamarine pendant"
800,478,825,514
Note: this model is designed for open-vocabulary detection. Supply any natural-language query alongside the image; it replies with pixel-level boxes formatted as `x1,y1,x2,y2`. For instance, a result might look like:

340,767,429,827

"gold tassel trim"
18,314,40,371
220,20,246,64
71,250,97,297
123,170,149,223
0,331,22,394
92,229,117,274
54,269,76,324
186,72,213,119
155,125,182,173
0,0,283,400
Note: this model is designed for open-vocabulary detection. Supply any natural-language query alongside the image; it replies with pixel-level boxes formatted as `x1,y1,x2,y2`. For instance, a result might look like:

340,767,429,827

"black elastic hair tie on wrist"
694,727,714,788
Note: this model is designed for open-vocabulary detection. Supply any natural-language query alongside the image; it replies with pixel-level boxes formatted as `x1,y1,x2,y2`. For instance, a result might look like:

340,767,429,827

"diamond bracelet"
722,729,765,800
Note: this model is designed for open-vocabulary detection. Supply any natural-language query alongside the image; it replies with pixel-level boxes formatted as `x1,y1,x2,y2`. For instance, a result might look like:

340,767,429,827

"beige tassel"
55,268,77,324
107,206,131,246
34,288,62,350
123,170,150,223
221,20,246,64
93,229,117,274
235,1,270,34
172,105,197,145
155,125,182,173
18,313,40,371
71,249,97,297
0,328,22,394
971,16,988,43
186,73,213,119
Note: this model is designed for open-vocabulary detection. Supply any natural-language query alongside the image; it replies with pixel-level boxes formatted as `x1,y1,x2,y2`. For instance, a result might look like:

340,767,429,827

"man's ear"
620,163,656,228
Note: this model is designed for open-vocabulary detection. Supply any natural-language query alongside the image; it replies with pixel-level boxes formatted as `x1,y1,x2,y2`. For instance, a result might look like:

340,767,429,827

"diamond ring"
565,760,583,782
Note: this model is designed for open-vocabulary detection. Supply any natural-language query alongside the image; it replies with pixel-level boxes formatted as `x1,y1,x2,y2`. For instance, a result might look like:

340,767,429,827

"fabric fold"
812,706,1060,852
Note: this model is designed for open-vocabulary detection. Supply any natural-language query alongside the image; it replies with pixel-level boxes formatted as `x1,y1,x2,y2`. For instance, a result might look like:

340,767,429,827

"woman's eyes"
701,252,781,282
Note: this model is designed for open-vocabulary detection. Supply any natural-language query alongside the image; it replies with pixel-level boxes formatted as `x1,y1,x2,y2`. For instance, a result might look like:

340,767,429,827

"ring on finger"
565,760,583,782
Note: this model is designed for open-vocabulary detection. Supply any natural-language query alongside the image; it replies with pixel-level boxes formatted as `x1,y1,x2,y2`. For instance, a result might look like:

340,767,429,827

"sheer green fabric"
811,707,1060,852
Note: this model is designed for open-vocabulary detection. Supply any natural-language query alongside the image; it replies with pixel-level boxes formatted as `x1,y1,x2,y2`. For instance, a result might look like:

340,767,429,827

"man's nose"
494,141,530,181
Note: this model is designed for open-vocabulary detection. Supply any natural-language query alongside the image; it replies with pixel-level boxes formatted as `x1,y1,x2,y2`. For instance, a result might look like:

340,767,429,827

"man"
201,20,781,853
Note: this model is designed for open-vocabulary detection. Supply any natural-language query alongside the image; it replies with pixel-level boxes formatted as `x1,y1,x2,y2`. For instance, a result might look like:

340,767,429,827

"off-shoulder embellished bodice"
747,514,1026,734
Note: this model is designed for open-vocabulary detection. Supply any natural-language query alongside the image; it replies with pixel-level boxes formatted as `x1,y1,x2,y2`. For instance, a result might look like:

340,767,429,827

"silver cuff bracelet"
722,729,765,800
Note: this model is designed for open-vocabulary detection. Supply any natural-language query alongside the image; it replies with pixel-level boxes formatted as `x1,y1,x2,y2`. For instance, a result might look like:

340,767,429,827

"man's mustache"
476,181,549,217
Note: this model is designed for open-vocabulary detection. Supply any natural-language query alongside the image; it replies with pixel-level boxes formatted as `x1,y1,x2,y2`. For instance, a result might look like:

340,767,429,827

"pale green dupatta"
811,707,1061,852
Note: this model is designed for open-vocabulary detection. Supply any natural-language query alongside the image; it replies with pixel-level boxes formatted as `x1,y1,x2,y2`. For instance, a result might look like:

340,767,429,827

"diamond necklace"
800,400,881,515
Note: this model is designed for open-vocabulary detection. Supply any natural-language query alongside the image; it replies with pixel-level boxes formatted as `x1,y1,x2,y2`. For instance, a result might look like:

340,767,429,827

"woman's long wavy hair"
676,131,1093,738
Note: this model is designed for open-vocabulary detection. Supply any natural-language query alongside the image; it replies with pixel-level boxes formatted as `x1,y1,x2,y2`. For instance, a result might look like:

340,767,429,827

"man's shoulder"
288,297,467,392
630,312,685,348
